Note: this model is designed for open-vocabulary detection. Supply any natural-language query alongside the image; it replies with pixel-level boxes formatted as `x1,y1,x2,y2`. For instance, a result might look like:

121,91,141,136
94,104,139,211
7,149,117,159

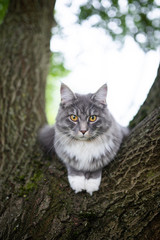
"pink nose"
80,130,87,135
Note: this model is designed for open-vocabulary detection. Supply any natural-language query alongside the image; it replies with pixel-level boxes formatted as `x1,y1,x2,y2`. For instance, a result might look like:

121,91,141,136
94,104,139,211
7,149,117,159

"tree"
0,0,160,239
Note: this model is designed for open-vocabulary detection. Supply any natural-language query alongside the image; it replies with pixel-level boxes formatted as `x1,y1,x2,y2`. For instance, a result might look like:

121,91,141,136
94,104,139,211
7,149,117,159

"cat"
39,83,129,195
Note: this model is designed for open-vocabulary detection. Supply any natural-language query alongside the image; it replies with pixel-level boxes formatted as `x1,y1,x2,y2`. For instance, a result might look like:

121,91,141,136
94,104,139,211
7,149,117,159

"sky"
50,0,160,126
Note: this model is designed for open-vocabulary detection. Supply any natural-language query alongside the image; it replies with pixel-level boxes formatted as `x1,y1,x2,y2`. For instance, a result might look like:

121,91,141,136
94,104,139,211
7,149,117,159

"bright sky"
50,0,160,126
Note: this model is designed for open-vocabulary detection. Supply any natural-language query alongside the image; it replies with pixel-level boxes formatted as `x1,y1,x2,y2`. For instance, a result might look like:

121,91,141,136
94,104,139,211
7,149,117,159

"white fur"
85,176,101,195
63,135,114,171
68,174,102,195
54,122,126,172
68,175,85,193
68,175,101,195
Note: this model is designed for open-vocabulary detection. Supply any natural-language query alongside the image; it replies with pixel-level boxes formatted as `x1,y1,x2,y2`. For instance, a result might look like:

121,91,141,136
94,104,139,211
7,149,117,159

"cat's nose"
80,130,87,135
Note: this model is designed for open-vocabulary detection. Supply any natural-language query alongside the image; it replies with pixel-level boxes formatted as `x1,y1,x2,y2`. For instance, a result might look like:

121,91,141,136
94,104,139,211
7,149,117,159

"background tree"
77,0,160,51
0,0,160,239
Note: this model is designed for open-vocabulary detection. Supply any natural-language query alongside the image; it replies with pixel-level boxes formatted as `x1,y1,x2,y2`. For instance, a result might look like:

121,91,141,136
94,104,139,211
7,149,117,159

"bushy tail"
121,126,130,138
38,125,55,155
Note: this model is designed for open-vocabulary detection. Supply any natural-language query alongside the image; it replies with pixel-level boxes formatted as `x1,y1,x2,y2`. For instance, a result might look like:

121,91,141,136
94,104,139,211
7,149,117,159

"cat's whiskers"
47,134,68,154
47,144,55,154
54,133,73,147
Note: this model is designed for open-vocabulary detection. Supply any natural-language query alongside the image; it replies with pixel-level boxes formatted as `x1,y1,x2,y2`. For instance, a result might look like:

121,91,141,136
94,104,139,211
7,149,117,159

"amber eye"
89,115,97,122
70,115,78,122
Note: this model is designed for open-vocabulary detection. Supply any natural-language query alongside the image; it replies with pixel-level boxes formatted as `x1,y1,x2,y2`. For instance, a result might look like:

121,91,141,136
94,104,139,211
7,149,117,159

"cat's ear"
60,83,76,105
92,84,107,104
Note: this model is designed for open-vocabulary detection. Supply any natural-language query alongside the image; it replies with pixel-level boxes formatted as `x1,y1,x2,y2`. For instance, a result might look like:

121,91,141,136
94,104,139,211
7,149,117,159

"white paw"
85,177,101,196
68,175,85,193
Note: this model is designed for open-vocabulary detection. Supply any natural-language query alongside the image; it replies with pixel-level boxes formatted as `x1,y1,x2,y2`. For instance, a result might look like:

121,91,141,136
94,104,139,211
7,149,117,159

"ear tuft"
60,83,76,105
92,84,107,104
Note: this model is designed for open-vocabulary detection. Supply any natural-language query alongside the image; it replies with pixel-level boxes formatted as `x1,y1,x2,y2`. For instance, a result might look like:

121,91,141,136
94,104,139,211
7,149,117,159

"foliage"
77,0,160,52
48,51,69,78
0,0,9,24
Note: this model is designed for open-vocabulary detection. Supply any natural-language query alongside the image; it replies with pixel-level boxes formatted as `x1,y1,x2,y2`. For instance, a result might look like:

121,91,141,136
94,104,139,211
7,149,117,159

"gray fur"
38,125,55,155
39,83,129,194
67,165,102,179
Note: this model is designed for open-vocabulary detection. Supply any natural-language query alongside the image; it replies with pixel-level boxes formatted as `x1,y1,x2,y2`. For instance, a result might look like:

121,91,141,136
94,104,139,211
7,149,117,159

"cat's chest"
63,137,114,170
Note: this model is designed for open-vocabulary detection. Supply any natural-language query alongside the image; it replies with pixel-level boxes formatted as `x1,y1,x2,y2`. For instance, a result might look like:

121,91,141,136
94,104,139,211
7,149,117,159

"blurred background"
0,0,159,126
46,0,160,126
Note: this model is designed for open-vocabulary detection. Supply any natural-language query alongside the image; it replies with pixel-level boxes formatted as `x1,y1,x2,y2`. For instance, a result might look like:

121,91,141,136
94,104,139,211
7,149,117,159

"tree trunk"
0,1,160,240
0,0,56,237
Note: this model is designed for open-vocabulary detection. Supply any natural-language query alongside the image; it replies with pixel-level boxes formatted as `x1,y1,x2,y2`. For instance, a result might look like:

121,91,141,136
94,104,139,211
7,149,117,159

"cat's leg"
67,165,85,193
85,169,102,195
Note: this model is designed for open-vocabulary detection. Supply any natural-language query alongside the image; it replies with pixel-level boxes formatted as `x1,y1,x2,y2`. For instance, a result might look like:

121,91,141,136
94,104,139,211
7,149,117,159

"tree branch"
2,108,159,239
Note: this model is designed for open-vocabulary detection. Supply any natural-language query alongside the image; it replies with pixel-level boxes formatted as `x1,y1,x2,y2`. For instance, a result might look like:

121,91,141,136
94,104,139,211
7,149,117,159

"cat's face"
55,84,111,140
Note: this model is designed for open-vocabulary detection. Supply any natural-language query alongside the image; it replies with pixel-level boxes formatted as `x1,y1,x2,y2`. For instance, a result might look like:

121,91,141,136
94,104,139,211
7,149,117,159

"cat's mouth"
73,135,97,141
78,135,89,140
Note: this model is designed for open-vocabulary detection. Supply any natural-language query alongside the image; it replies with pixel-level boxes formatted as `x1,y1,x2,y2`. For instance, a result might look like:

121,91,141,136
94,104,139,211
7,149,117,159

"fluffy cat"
39,83,129,195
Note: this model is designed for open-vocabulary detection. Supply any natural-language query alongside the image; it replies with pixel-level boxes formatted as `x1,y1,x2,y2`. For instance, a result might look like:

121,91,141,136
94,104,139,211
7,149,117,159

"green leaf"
0,0,9,24
76,0,160,51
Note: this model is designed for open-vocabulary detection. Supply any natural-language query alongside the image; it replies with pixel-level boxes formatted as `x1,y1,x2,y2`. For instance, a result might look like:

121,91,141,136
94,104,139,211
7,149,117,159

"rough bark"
1,108,160,240
0,0,56,237
0,1,160,240
0,0,55,187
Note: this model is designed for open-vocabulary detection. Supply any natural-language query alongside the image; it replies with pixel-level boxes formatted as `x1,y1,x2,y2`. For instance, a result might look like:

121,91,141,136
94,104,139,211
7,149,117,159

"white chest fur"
63,135,115,170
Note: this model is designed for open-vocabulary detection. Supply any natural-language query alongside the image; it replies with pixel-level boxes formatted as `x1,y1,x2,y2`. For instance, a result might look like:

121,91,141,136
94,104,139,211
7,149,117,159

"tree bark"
0,0,56,238
0,0,55,188
0,1,160,240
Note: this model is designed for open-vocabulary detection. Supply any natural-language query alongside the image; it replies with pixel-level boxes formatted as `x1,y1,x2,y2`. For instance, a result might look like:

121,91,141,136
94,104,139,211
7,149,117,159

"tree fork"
0,108,159,239
0,0,160,239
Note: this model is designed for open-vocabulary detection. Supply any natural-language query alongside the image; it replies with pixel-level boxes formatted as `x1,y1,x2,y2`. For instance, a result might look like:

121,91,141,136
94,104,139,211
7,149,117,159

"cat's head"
55,83,112,140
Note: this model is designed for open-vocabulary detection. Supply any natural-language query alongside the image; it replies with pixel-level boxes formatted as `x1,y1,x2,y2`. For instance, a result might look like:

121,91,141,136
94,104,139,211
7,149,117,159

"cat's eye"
89,115,97,122
70,115,78,122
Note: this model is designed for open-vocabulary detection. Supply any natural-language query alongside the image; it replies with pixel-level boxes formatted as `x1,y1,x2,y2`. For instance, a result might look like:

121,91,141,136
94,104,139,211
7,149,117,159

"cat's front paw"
85,177,101,196
68,175,85,193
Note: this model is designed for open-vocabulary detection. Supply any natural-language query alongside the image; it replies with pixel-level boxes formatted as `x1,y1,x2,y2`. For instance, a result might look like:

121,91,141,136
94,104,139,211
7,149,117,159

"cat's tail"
121,126,130,138
38,125,55,155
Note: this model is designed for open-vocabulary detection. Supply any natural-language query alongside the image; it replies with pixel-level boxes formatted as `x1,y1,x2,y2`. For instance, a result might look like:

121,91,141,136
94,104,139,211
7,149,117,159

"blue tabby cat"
39,83,129,195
